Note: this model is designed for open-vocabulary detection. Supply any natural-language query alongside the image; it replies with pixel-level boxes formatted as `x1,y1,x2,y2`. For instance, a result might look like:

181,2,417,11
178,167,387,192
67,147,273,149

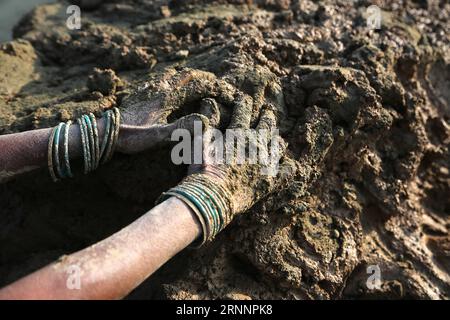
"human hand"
192,106,287,216
116,68,254,154
159,103,288,245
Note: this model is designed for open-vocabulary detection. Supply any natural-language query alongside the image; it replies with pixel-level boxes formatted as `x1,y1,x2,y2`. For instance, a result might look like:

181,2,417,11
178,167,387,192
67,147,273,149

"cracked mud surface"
0,0,449,299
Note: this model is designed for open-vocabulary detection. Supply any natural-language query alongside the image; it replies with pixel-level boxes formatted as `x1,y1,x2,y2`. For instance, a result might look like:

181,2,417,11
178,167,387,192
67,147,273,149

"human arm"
0,196,201,300
0,112,206,183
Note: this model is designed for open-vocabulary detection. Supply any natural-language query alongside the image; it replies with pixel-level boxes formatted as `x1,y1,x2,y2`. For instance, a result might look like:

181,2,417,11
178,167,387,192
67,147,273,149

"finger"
256,106,283,173
228,92,253,129
259,135,288,177
174,113,209,134
187,127,215,175
150,113,208,147
199,98,221,128
256,105,278,131
166,69,217,113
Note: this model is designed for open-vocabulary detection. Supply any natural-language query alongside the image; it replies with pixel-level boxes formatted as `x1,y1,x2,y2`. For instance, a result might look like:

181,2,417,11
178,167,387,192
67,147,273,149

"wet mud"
0,0,449,299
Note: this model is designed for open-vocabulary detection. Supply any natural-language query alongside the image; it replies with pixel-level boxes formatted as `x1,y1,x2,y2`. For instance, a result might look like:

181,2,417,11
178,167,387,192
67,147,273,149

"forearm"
0,197,202,300
0,110,206,183
0,118,108,183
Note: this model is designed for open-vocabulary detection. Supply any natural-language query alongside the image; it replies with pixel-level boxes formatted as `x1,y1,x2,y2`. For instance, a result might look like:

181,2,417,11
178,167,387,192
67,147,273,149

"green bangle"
177,187,214,239
48,126,59,182
89,113,100,170
99,110,112,161
157,187,212,244
157,176,230,244
189,174,232,226
102,110,116,164
83,115,94,171
110,107,121,160
47,111,117,181
77,118,89,174
100,107,121,164
188,182,224,228
112,107,121,149
181,184,222,236
203,182,228,227
63,120,73,178
198,176,231,225
158,191,209,247
83,116,93,172
54,123,65,179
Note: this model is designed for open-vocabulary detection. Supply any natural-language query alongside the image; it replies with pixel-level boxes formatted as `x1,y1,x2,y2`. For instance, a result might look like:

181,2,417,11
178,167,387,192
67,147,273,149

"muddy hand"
116,68,253,155
198,107,287,215
160,106,287,245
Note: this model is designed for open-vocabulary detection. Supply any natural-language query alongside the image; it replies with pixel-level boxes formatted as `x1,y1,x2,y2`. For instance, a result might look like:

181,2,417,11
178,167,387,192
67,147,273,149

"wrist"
47,108,121,182
157,172,234,247
115,124,143,154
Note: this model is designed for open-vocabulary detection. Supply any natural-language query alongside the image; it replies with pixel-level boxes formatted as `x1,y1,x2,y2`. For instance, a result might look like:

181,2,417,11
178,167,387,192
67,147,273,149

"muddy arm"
0,196,201,300
0,97,284,300
0,127,79,183
0,119,108,183
0,116,198,183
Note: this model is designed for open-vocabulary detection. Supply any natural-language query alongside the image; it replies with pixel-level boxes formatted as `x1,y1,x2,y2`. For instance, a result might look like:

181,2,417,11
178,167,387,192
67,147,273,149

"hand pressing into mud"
116,68,253,155
160,105,287,245
115,71,218,154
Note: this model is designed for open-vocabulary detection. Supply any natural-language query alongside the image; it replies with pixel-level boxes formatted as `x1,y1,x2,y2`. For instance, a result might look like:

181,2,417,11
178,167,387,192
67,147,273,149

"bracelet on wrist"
156,173,233,247
47,107,121,182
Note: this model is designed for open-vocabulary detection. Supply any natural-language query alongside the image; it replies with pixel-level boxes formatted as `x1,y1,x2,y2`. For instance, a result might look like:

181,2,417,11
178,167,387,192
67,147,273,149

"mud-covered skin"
0,0,449,299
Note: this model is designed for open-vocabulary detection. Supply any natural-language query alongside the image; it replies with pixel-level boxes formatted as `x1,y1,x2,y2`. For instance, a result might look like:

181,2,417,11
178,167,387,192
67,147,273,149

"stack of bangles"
47,107,121,182
157,174,233,247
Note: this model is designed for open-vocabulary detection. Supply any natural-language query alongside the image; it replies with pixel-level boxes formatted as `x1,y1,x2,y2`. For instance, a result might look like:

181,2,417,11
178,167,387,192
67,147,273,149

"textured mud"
0,0,449,299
